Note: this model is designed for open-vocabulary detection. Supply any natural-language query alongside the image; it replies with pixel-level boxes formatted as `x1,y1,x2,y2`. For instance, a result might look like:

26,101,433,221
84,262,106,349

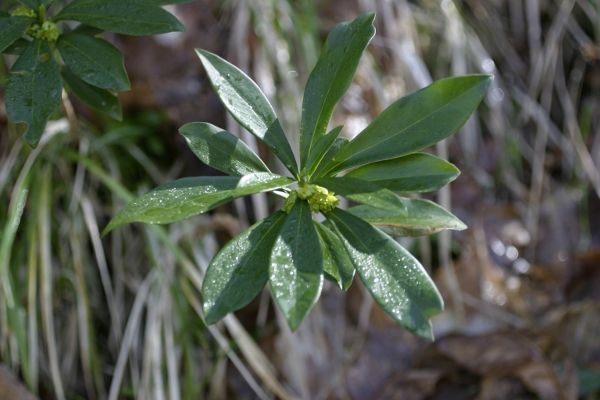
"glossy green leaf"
315,176,406,211
347,199,467,237
325,208,443,339
321,75,493,175
306,125,343,177
196,49,298,177
103,173,293,235
53,0,185,36
314,221,354,290
56,33,130,91
345,153,460,193
5,39,62,148
71,24,103,36
2,38,30,55
269,201,323,331
203,211,287,324
313,137,348,178
299,13,375,168
0,16,34,53
179,122,270,176
61,67,122,121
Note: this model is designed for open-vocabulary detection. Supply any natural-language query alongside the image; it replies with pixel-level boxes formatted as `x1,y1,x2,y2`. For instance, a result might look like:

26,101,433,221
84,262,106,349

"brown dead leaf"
0,364,39,400
374,369,444,400
437,334,536,376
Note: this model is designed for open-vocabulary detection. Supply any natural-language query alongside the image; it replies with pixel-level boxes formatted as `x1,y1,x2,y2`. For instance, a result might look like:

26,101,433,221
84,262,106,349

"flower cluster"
283,184,339,214
11,6,36,18
26,21,59,43
12,5,59,44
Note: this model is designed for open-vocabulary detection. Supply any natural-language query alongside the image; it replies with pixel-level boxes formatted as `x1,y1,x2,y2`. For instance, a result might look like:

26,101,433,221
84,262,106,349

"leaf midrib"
325,80,484,173
305,23,364,160
60,36,122,88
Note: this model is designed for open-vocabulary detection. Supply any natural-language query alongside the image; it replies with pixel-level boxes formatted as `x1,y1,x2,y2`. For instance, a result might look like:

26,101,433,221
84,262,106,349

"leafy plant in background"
1,0,190,148
104,13,492,339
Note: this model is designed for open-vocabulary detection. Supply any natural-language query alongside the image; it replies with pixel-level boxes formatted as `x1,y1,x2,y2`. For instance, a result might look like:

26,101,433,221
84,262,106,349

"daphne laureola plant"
102,13,492,339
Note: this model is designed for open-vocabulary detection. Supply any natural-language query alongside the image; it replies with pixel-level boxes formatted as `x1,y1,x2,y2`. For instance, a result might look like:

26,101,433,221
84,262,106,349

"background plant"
104,13,492,339
2,0,599,398
1,0,189,147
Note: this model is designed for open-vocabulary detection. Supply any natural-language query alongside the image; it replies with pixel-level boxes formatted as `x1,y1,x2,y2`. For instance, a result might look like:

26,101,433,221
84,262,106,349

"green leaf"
306,125,343,177
103,173,294,235
321,75,493,175
347,199,466,237
313,137,348,178
325,208,443,339
61,67,122,121
0,16,34,53
2,38,30,55
56,33,130,91
269,201,323,331
202,211,287,324
5,39,62,148
314,221,354,290
299,13,375,168
71,24,103,36
345,153,460,193
179,122,270,176
53,0,186,36
196,49,299,177
314,176,405,211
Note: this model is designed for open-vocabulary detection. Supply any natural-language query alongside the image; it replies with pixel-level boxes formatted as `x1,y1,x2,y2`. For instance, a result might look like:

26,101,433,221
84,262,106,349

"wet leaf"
347,199,466,237
315,176,406,211
5,39,62,148
202,212,287,324
61,67,122,121
321,75,493,175
300,13,375,168
103,173,293,235
269,201,323,331
345,153,460,193
53,0,185,36
306,125,343,177
314,221,354,290
313,137,348,178
180,122,270,176
0,16,34,53
326,208,443,339
56,33,130,91
2,38,30,55
196,49,298,176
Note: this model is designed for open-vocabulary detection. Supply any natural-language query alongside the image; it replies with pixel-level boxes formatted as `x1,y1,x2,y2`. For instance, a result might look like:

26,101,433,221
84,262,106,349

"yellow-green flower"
11,6,36,18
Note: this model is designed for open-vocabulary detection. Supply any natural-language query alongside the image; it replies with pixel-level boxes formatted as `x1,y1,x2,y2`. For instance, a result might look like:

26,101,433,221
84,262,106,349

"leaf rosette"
105,13,492,339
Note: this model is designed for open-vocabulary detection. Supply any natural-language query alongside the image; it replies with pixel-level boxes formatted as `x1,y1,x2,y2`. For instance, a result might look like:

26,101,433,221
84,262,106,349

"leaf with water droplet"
54,0,185,35
314,220,354,290
320,75,493,176
345,153,460,193
299,13,375,169
203,211,287,324
196,49,298,177
56,32,130,91
6,39,62,148
180,122,270,176
103,172,294,235
61,66,122,121
0,16,34,54
347,200,466,237
270,201,323,331
326,208,443,340
315,176,406,212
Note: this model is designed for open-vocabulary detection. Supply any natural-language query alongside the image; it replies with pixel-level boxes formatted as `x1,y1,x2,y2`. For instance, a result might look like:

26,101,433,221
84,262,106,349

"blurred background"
1,0,600,399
